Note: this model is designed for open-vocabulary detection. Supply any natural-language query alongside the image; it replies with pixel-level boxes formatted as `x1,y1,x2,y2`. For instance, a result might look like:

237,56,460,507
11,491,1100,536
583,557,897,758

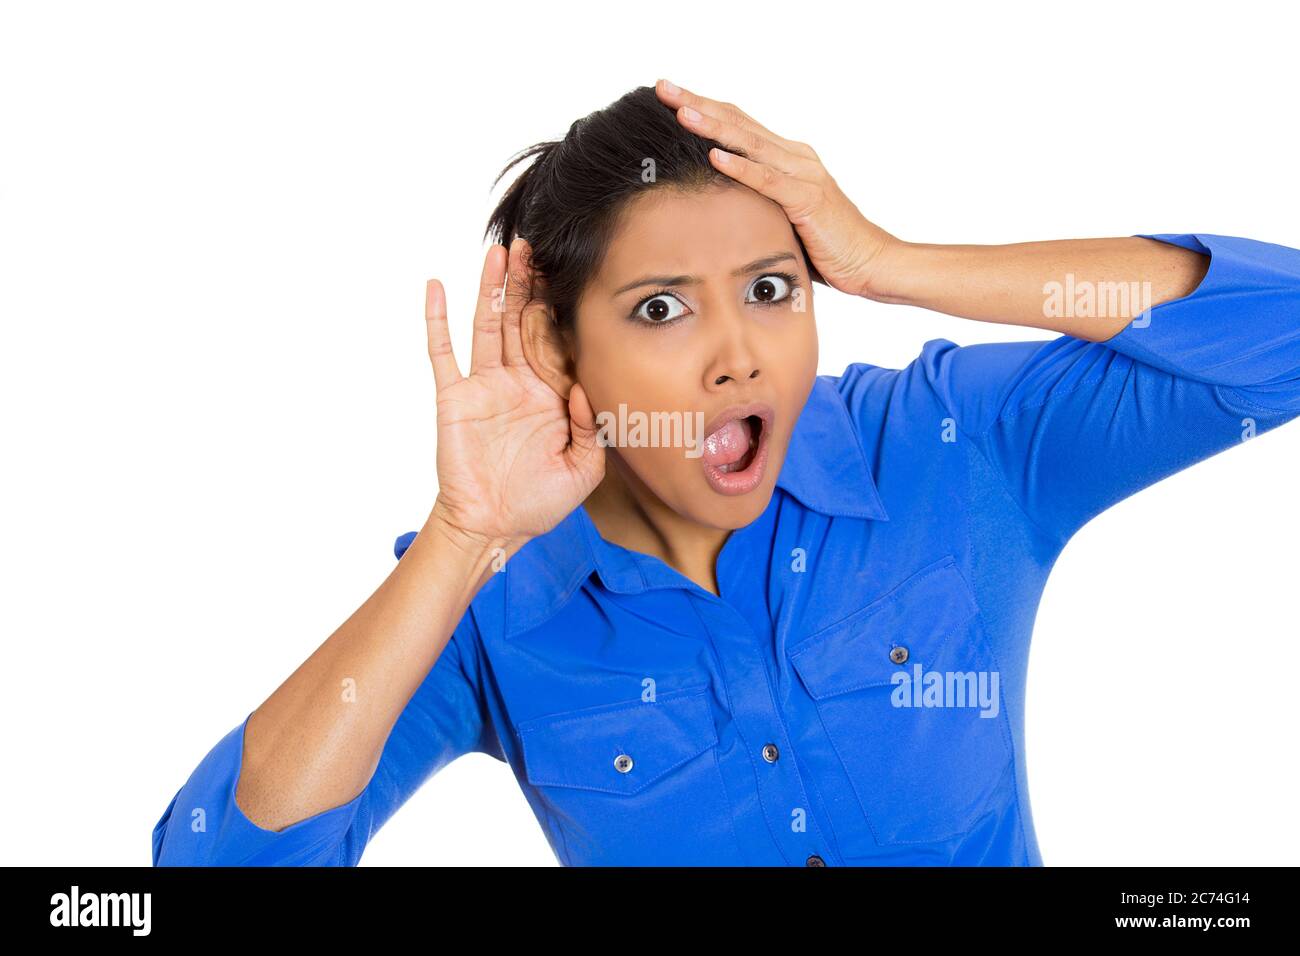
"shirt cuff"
394,530,418,561
1101,232,1300,408
152,711,365,866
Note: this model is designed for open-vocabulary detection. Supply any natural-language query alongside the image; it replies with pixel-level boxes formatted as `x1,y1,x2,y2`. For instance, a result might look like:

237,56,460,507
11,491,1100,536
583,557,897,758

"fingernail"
682,106,701,122
660,78,680,94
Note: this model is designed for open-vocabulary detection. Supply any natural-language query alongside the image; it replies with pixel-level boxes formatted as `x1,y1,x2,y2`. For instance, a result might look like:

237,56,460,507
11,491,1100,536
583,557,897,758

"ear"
521,298,576,399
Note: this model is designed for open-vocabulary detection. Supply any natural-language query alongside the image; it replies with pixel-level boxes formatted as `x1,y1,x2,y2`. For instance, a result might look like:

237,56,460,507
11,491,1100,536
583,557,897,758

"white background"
2,0,1297,866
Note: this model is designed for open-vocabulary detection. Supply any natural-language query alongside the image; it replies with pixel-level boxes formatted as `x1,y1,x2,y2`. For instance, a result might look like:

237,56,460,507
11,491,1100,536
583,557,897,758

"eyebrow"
611,251,799,297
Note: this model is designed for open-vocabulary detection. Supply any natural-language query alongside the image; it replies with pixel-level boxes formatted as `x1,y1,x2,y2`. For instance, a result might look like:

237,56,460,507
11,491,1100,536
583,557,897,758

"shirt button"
762,743,780,763
806,854,826,866
889,645,909,664
614,754,634,773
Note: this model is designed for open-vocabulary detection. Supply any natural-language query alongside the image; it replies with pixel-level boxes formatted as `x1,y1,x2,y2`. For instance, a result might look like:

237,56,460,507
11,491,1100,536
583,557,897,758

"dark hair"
483,85,822,336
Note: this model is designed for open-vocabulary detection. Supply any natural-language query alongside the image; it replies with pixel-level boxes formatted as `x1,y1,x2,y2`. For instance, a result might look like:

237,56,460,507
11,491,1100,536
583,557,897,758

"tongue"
703,417,754,467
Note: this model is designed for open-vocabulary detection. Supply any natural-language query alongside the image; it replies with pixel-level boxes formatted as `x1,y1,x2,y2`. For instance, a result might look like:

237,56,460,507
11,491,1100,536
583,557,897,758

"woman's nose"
712,367,761,386
704,307,762,387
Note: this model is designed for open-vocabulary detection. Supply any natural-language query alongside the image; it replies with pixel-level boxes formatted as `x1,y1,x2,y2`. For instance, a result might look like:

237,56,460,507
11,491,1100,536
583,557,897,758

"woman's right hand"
423,238,605,550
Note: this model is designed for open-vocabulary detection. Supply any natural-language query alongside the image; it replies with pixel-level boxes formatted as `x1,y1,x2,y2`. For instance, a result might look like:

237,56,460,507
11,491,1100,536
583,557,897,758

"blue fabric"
153,233,1300,866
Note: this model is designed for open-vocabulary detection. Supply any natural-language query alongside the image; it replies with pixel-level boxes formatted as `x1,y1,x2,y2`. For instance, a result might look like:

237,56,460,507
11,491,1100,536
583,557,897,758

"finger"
704,147,823,218
424,278,463,391
676,100,810,178
500,237,533,367
470,243,508,374
655,78,783,141
654,79,815,162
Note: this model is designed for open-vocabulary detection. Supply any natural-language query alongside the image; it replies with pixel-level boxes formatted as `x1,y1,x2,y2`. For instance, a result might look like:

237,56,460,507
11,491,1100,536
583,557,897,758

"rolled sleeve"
1103,232,1300,410
904,232,1300,545
151,711,364,866
152,535,503,865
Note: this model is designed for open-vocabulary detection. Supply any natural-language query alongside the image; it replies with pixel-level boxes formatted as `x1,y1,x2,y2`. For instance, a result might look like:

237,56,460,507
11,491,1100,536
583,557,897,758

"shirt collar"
499,373,889,637
775,374,890,522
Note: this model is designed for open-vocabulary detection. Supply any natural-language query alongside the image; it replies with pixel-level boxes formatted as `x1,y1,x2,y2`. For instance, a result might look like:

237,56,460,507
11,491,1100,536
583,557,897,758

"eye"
630,290,691,326
746,272,799,305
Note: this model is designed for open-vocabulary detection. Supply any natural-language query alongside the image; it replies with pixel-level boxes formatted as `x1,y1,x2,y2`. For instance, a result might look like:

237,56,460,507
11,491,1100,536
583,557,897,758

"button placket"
689,596,839,867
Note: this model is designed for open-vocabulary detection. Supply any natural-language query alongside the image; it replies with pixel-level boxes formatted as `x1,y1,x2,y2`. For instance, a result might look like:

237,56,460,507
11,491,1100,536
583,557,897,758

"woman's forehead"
594,186,797,292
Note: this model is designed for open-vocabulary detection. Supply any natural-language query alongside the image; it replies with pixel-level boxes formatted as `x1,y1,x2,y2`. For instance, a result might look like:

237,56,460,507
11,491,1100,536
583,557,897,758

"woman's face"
572,183,819,531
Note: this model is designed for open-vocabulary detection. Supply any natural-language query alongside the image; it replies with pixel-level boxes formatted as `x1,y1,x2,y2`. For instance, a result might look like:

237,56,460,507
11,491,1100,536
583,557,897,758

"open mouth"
701,404,774,496
716,414,763,473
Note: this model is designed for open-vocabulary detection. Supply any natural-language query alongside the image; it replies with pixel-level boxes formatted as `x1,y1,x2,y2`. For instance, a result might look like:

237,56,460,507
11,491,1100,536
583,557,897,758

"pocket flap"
517,686,718,796
787,556,980,701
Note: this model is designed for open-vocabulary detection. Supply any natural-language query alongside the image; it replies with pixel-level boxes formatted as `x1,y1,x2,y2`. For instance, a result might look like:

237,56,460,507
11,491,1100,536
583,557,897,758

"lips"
700,402,774,496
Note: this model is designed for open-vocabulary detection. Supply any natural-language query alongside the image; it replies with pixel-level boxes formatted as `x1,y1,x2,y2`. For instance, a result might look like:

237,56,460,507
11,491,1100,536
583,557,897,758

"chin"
679,473,780,531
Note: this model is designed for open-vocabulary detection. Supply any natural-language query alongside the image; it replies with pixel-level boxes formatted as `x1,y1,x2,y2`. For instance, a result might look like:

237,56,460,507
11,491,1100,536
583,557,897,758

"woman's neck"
582,456,731,596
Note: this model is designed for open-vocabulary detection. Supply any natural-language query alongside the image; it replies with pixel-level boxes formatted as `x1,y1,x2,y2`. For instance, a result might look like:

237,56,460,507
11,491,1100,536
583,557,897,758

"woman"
152,81,1300,866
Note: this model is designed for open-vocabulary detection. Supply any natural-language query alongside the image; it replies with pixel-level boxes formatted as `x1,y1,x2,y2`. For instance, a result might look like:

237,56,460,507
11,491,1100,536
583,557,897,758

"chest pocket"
514,685,740,864
787,555,1013,847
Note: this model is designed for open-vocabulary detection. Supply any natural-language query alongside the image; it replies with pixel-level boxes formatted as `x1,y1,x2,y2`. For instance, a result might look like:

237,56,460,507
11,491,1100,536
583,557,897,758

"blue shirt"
153,232,1300,866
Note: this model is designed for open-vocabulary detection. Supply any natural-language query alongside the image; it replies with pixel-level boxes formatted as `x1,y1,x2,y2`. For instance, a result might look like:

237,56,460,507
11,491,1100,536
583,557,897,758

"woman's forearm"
865,236,1210,341
233,508,520,832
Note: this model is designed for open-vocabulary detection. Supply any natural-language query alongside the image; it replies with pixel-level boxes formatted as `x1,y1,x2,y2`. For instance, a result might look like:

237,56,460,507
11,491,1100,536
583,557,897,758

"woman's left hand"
655,78,900,300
